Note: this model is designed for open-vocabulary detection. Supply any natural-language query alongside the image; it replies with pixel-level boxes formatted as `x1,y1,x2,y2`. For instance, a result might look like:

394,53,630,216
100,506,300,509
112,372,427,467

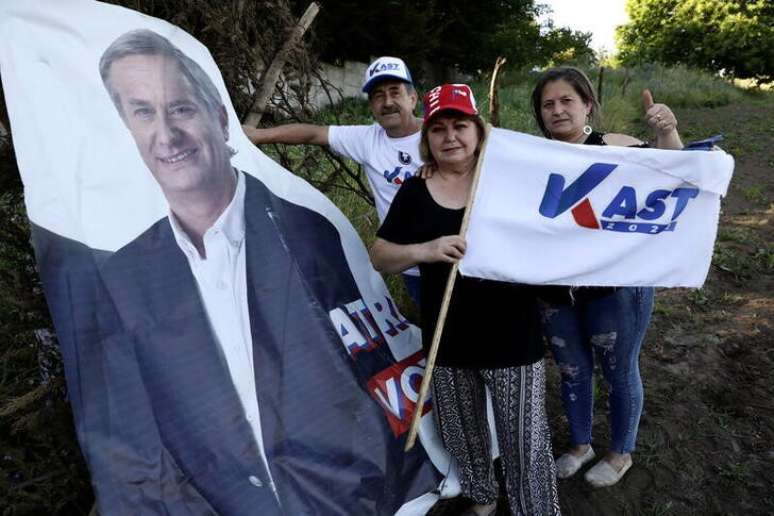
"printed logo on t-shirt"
398,151,412,165
383,166,414,185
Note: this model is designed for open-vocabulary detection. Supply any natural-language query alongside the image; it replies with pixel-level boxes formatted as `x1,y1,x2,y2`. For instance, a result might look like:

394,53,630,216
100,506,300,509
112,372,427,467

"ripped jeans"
541,287,654,454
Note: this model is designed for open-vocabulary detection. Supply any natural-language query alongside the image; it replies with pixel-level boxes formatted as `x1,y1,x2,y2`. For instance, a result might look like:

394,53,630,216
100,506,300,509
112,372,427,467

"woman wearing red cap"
370,84,560,516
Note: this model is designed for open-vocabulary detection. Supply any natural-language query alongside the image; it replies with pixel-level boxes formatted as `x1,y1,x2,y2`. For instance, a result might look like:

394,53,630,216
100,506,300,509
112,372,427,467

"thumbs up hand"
642,89,677,136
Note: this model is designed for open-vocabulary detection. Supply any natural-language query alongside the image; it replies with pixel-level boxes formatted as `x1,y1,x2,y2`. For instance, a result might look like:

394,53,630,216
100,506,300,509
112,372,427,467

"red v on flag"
571,199,600,229
539,163,618,219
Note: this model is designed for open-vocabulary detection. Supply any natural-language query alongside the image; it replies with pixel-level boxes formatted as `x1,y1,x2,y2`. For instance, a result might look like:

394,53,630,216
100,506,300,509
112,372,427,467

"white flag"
459,128,734,287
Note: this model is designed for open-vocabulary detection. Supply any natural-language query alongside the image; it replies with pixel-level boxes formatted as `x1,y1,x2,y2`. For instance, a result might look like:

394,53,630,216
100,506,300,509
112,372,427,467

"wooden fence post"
597,66,605,105
487,57,507,127
622,67,631,96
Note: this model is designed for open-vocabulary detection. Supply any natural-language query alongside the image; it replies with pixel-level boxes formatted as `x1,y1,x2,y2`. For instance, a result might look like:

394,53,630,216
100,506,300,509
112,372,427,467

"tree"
290,0,594,82
617,0,774,84
538,25,596,67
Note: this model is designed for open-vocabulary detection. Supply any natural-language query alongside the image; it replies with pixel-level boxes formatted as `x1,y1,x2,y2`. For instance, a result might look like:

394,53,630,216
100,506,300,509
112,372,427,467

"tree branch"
244,2,320,126
488,57,506,127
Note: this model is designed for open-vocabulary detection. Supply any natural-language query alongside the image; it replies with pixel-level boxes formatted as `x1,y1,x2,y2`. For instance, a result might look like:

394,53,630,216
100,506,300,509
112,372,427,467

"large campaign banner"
0,1,458,514
460,128,734,287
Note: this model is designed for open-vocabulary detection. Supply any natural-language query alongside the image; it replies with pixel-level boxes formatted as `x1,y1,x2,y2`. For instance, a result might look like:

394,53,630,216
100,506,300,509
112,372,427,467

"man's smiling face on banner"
108,53,230,197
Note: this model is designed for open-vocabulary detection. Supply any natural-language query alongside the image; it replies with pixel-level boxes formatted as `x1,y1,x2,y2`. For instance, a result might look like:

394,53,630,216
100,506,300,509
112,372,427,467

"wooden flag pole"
404,122,493,451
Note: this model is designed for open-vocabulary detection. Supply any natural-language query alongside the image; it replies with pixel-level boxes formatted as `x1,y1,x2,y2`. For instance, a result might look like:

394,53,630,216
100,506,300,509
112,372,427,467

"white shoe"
584,457,633,487
555,446,595,479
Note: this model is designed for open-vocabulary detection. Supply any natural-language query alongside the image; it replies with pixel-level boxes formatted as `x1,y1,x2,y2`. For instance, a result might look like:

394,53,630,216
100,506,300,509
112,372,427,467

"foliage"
290,0,594,82
103,0,317,119
617,0,774,84
0,134,94,514
288,0,434,71
538,24,596,68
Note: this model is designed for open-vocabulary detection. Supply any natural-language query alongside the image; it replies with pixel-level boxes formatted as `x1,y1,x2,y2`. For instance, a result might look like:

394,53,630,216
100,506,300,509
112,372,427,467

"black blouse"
377,177,545,369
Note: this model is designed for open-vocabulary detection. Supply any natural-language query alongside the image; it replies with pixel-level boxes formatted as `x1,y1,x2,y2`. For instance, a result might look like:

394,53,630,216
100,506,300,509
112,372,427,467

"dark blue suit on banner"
33,173,439,515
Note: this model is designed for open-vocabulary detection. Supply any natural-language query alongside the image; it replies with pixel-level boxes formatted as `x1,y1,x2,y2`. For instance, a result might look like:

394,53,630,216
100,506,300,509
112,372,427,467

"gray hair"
99,29,223,118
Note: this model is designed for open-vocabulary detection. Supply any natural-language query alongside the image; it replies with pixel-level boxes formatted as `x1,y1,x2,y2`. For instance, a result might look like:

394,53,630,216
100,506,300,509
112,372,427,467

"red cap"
422,84,478,123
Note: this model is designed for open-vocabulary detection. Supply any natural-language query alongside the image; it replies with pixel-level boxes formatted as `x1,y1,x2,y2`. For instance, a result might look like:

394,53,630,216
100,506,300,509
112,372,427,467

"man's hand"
417,163,437,179
421,235,466,263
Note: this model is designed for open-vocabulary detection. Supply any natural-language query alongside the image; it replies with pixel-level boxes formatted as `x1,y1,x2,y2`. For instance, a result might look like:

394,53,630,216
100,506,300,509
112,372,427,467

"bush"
617,0,774,84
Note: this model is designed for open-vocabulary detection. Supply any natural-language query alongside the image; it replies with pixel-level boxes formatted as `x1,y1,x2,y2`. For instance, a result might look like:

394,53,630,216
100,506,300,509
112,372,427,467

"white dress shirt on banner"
168,171,277,497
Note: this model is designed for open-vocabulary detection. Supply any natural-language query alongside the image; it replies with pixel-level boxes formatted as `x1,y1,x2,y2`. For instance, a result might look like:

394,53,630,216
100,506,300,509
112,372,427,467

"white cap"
362,56,413,94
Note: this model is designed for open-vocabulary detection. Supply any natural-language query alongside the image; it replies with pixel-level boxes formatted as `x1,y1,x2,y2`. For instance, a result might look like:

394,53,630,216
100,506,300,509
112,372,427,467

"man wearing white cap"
243,56,424,304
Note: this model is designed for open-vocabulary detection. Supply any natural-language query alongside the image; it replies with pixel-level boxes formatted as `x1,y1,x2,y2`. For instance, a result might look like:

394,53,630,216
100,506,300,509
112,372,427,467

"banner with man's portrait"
0,1,457,514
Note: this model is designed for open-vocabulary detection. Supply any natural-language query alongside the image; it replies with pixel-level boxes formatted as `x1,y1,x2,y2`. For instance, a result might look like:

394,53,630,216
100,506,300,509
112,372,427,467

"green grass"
643,500,675,516
713,239,774,281
716,461,752,482
604,64,747,109
475,64,753,136
741,185,767,204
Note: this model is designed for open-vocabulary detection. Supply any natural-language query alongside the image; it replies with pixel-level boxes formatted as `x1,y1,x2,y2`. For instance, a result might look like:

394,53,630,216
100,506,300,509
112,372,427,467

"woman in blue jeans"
530,66,683,487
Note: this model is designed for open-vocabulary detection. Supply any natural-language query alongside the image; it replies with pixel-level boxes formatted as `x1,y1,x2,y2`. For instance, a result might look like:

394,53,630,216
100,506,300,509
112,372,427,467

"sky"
538,0,630,54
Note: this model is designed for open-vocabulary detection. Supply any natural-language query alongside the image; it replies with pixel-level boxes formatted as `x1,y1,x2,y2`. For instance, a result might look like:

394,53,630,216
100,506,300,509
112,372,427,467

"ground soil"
431,94,774,516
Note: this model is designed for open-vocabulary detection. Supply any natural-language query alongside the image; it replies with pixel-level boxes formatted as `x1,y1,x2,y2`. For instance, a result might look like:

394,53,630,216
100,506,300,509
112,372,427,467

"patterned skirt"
432,360,560,515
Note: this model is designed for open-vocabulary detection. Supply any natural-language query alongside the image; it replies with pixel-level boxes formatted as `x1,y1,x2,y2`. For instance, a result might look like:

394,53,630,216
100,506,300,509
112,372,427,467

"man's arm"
242,123,329,146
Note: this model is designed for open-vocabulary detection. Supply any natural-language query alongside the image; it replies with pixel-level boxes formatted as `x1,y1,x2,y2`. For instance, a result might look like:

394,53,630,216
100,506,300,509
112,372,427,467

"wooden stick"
621,67,631,96
243,2,320,127
597,66,605,105
487,57,506,127
404,123,493,451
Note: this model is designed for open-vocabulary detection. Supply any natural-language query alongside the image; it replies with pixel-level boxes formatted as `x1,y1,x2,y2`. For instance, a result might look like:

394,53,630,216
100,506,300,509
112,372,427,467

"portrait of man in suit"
87,28,440,515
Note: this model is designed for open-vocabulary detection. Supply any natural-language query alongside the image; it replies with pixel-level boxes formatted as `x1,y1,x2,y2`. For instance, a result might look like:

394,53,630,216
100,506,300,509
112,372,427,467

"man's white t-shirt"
329,123,422,277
